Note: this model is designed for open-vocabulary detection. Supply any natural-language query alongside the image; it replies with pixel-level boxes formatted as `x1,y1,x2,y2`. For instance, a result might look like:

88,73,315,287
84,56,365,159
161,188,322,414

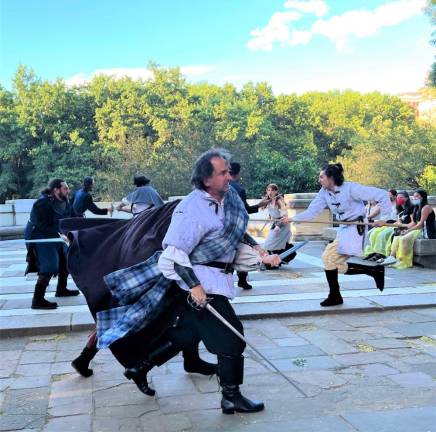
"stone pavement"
1,240,436,431
1,241,436,337
1,310,436,431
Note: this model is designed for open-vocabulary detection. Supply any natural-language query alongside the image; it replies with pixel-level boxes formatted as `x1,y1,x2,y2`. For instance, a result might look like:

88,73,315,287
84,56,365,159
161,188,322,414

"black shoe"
55,288,80,297
31,298,58,309
237,281,252,290
71,347,98,378
124,367,155,396
221,386,264,414
363,252,378,261
320,295,343,307
184,357,217,375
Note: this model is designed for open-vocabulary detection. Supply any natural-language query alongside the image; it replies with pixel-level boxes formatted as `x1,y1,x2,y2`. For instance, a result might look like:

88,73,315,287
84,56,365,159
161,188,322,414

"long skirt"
391,229,422,269
364,227,395,257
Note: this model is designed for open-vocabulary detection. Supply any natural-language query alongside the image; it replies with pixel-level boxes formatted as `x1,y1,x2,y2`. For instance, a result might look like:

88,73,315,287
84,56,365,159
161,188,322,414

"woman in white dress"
261,184,296,265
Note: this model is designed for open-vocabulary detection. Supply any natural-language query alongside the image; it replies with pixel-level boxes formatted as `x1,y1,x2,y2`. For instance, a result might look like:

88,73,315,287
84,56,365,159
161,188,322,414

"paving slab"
343,406,436,432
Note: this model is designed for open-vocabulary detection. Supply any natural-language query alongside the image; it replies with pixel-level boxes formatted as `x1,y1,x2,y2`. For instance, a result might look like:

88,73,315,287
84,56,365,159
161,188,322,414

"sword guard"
187,292,212,310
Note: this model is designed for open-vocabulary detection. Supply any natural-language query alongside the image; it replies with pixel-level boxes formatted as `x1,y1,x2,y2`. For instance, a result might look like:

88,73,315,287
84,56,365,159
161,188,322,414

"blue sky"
0,0,434,94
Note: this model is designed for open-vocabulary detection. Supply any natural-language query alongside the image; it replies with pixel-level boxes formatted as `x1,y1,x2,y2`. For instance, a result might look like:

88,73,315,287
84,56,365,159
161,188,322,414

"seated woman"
390,189,436,269
364,191,414,263
260,184,295,267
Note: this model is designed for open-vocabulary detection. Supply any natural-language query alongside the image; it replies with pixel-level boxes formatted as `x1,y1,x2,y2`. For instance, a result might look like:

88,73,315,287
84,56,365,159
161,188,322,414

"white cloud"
247,0,426,52
65,65,215,86
247,11,301,51
311,0,427,52
284,0,328,17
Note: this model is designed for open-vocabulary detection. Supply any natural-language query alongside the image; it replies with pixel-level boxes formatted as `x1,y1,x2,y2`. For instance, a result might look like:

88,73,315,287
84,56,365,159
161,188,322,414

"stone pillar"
285,193,332,241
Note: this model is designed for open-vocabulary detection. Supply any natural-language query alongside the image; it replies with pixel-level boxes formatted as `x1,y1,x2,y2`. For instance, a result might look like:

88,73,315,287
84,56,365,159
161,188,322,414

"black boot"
218,355,264,414
237,271,252,290
31,274,58,309
55,273,80,297
124,359,155,396
320,269,343,307
71,346,98,377
124,340,180,396
183,344,217,375
346,262,385,291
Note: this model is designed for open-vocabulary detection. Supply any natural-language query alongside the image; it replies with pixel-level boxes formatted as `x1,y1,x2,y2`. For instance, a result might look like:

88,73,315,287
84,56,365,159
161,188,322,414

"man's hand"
116,203,123,211
372,219,386,227
262,254,281,267
280,216,292,224
190,284,207,306
253,244,268,257
58,233,70,245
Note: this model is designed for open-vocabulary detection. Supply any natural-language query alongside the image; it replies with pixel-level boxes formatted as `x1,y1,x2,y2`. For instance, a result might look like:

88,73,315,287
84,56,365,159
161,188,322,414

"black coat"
25,195,73,274
230,181,259,214
72,188,108,217
60,201,180,367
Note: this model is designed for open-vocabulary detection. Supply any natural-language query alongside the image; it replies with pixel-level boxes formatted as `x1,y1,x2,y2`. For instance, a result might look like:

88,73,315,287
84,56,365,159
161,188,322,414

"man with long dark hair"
282,163,391,307
25,178,79,309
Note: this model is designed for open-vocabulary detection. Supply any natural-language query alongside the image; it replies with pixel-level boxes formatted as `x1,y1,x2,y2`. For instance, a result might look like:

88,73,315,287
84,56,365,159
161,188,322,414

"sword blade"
205,303,307,397
0,238,67,245
278,241,309,261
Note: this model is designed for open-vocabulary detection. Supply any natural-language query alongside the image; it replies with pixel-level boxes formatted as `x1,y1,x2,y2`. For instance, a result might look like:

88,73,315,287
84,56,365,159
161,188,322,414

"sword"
0,238,68,245
204,303,308,397
278,241,309,262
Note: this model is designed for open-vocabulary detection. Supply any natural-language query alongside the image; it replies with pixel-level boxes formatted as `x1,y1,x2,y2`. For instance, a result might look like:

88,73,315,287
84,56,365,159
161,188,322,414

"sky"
0,0,434,95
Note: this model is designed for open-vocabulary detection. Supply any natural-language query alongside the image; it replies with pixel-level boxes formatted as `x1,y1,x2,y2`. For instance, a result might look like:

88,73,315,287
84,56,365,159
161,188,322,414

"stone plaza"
1,240,436,431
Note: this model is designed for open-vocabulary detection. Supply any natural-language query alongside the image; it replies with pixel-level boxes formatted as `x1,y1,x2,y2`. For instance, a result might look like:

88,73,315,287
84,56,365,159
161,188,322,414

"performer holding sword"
281,163,392,307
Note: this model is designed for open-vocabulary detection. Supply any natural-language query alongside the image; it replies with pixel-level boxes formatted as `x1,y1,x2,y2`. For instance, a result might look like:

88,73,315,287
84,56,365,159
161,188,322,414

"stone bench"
321,228,436,269
414,239,436,269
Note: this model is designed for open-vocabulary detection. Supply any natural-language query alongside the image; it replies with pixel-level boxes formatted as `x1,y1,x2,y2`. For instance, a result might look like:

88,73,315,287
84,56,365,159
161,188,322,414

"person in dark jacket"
72,176,112,217
25,178,79,309
229,162,269,290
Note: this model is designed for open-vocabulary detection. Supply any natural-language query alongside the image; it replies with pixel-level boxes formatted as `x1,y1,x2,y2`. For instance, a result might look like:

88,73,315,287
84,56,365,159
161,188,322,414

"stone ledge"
2,301,435,338
0,226,25,240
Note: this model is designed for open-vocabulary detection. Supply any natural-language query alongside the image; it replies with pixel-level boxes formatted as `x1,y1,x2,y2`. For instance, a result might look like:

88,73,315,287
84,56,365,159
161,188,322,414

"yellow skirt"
391,230,422,269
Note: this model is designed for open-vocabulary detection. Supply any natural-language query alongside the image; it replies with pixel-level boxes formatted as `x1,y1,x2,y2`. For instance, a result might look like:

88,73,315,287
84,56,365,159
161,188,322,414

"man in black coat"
72,176,113,217
25,178,79,309
229,162,269,290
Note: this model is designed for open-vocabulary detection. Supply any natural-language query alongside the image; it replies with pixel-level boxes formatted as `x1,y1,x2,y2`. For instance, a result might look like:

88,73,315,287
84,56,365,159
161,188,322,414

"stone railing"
2,195,435,241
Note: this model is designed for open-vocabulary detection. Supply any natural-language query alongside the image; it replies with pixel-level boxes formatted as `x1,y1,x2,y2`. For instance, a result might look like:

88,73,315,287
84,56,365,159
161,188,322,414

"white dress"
263,203,291,251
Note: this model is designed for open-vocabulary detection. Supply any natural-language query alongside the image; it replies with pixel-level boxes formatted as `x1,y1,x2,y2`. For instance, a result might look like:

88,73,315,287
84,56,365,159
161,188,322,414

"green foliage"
1,65,435,203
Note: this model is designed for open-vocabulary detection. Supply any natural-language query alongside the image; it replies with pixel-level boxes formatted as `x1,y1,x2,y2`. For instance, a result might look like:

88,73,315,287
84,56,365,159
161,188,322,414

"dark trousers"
167,293,246,357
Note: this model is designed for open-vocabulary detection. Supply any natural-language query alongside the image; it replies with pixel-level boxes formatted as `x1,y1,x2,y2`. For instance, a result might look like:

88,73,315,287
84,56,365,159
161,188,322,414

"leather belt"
203,261,234,274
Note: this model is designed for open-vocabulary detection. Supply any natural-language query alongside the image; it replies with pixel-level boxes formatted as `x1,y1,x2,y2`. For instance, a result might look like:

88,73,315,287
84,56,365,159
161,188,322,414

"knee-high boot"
124,340,180,396
183,343,217,375
55,273,80,297
31,274,57,309
345,262,384,291
320,269,343,307
218,354,264,414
